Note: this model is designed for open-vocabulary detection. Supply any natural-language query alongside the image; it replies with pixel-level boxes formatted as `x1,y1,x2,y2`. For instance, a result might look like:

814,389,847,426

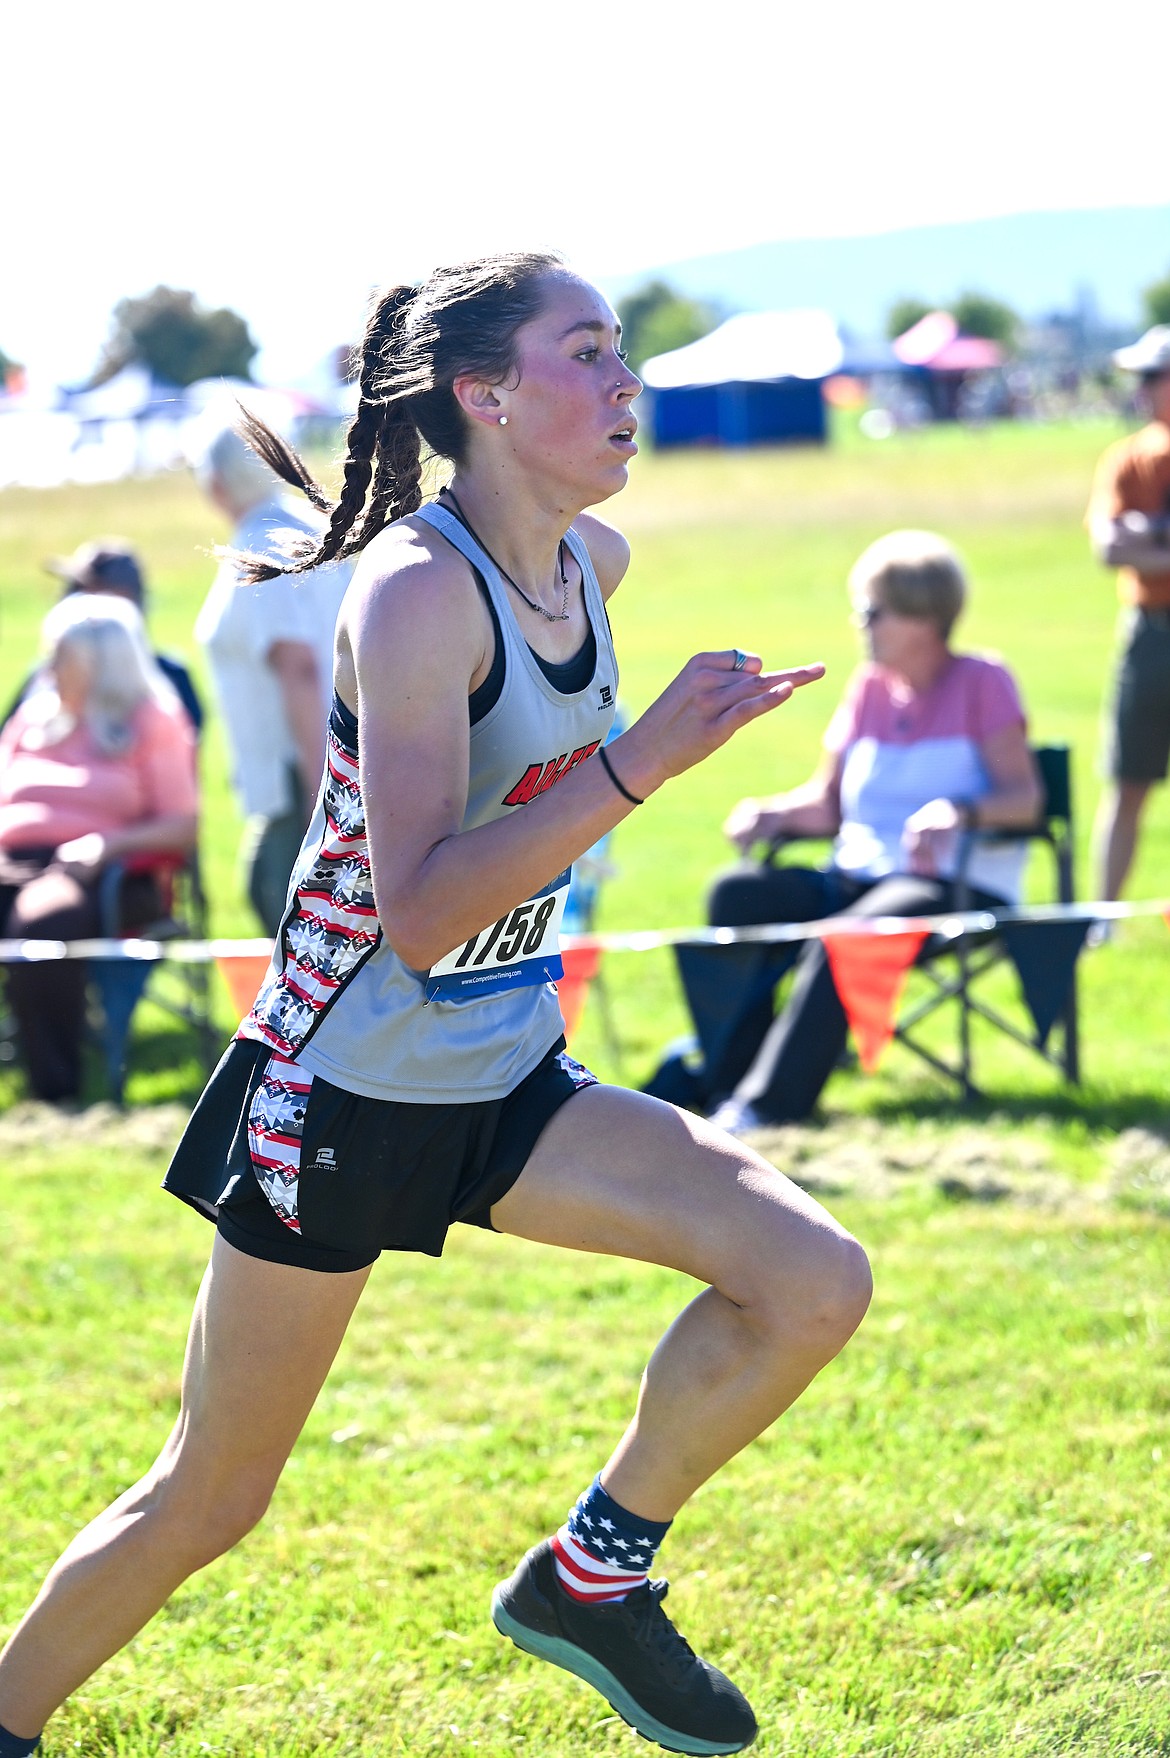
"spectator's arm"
722,748,844,852
902,725,1039,877
1090,511,1170,572
53,814,198,880
971,723,1043,829
94,813,198,860
268,638,327,811
53,702,200,877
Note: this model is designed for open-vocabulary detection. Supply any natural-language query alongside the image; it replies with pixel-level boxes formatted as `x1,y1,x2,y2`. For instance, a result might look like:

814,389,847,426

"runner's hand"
614,650,825,798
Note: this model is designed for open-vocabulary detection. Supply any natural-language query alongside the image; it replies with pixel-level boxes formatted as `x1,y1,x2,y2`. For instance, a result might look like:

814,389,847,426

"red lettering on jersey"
536,753,571,794
503,764,544,806
501,742,601,807
565,741,600,775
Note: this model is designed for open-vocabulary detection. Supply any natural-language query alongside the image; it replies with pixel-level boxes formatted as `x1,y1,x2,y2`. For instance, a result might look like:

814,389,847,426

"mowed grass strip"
1,1113,1168,1756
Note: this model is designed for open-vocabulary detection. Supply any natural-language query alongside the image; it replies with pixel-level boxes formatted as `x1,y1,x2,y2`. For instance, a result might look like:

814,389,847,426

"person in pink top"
695,531,1042,1133
0,594,198,1101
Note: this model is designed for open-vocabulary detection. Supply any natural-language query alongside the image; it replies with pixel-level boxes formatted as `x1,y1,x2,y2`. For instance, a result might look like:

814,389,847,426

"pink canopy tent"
892,311,1004,372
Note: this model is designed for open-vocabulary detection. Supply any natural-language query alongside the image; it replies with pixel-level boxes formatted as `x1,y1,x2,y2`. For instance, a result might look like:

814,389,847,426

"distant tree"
617,280,717,374
93,286,258,387
1142,272,1170,327
951,291,1020,349
886,297,934,341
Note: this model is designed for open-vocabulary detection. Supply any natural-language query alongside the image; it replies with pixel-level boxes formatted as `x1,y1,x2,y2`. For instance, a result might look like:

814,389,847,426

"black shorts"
1104,607,1170,783
162,1034,598,1273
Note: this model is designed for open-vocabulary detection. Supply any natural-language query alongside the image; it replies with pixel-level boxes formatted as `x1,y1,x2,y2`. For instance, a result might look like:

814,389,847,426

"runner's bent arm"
340,526,825,971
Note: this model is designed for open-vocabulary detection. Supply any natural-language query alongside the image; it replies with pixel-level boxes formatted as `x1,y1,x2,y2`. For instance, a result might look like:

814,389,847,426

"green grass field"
1,418,1168,1754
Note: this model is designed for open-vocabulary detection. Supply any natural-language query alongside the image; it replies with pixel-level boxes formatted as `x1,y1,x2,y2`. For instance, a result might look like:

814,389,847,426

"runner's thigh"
172,1235,372,1477
489,1084,857,1306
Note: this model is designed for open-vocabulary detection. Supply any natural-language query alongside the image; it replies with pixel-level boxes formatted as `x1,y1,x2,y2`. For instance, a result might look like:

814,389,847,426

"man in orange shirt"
1086,326,1170,900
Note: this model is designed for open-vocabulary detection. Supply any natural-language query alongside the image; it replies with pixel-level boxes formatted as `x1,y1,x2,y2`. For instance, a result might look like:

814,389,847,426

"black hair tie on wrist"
598,744,644,806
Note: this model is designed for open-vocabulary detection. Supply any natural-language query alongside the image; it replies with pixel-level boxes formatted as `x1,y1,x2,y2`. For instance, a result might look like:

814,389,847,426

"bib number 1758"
424,868,570,1003
452,894,557,968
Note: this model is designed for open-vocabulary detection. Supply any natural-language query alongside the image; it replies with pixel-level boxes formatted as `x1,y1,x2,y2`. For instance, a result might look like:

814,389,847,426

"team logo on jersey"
599,685,613,708
503,740,601,806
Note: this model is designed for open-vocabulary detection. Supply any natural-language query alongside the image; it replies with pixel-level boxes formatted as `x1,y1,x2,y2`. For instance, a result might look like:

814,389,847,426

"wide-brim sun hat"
1112,325,1170,375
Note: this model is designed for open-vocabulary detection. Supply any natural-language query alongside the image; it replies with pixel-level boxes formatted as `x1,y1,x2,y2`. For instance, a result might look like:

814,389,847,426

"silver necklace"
441,489,570,623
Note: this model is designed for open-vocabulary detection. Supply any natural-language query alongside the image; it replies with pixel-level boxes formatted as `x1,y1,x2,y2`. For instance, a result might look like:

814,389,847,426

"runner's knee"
145,1453,283,1569
743,1219,872,1356
806,1229,873,1347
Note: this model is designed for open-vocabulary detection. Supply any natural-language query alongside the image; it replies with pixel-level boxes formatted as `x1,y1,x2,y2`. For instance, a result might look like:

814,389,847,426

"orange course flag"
556,944,601,1042
822,930,929,1072
215,954,275,1023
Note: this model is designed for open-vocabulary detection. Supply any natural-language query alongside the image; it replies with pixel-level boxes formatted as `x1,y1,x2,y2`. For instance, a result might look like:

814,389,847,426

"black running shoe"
491,1540,757,1755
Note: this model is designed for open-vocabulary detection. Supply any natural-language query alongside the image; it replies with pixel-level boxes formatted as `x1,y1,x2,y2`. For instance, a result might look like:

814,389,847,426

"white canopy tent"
641,309,846,389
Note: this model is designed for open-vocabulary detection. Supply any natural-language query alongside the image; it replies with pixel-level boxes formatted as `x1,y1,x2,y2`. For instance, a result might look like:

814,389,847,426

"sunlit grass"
2,1114,1168,1755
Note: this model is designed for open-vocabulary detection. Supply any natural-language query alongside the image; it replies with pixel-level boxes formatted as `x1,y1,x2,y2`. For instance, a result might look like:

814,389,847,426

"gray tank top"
239,500,620,1103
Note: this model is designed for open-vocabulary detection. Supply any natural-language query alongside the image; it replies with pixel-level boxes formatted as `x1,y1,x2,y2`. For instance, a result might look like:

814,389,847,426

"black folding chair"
91,852,219,1102
893,743,1081,1098
658,743,1083,1109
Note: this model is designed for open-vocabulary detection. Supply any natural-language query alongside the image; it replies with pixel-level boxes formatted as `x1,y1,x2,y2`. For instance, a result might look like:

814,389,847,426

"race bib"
424,868,570,1003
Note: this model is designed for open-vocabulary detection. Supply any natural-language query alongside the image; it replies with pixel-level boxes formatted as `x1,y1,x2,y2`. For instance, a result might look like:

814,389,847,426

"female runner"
0,251,871,1758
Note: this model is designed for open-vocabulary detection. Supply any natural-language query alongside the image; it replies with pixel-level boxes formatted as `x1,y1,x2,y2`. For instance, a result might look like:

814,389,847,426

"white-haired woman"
0,594,198,1101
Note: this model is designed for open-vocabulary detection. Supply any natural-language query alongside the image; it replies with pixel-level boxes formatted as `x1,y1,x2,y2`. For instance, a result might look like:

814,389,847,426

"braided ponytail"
353,398,424,549
233,286,416,584
230,251,563,586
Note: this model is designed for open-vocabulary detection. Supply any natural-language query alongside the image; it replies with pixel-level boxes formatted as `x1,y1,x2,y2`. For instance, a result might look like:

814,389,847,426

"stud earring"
498,415,508,426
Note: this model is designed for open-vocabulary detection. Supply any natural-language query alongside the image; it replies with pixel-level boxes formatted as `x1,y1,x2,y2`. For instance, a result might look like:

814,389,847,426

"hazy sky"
7,0,1170,388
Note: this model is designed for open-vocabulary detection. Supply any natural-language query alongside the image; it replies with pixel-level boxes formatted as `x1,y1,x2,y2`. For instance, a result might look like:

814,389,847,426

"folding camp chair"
91,851,219,1102
892,743,1081,1098
658,743,1082,1109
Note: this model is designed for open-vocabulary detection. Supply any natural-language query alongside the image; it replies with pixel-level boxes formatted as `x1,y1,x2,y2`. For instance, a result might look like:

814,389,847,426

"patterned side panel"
555,1048,599,1091
243,724,381,1057
246,1050,313,1232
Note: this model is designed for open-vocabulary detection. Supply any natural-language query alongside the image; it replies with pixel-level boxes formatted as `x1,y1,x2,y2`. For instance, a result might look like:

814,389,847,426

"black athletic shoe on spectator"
491,1540,758,1755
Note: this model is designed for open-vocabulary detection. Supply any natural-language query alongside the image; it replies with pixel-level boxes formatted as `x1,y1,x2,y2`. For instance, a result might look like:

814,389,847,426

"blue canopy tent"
640,310,849,448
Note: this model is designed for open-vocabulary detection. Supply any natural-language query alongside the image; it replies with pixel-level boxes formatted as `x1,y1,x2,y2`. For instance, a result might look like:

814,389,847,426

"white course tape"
560,895,1170,954
0,900,1165,964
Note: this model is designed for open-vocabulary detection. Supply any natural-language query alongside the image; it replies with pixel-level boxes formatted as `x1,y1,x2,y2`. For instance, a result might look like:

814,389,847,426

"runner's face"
501,274,641,502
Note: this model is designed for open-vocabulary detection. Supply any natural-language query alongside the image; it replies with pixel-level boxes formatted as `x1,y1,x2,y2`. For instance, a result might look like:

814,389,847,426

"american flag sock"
552,1474,672,1604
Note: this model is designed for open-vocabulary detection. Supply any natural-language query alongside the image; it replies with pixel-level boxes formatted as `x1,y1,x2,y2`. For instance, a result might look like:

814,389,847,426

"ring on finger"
732,649,747,671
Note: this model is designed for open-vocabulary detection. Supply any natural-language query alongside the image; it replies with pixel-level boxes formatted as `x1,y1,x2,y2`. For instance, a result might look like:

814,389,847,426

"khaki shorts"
1104,607,1170,783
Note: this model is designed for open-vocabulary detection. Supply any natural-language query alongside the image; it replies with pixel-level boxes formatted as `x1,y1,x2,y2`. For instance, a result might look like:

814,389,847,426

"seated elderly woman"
696,529,1042,1134
0,594,198,1102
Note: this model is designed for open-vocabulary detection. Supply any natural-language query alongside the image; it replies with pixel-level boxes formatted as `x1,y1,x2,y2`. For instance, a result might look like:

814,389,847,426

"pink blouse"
0,695,198,853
